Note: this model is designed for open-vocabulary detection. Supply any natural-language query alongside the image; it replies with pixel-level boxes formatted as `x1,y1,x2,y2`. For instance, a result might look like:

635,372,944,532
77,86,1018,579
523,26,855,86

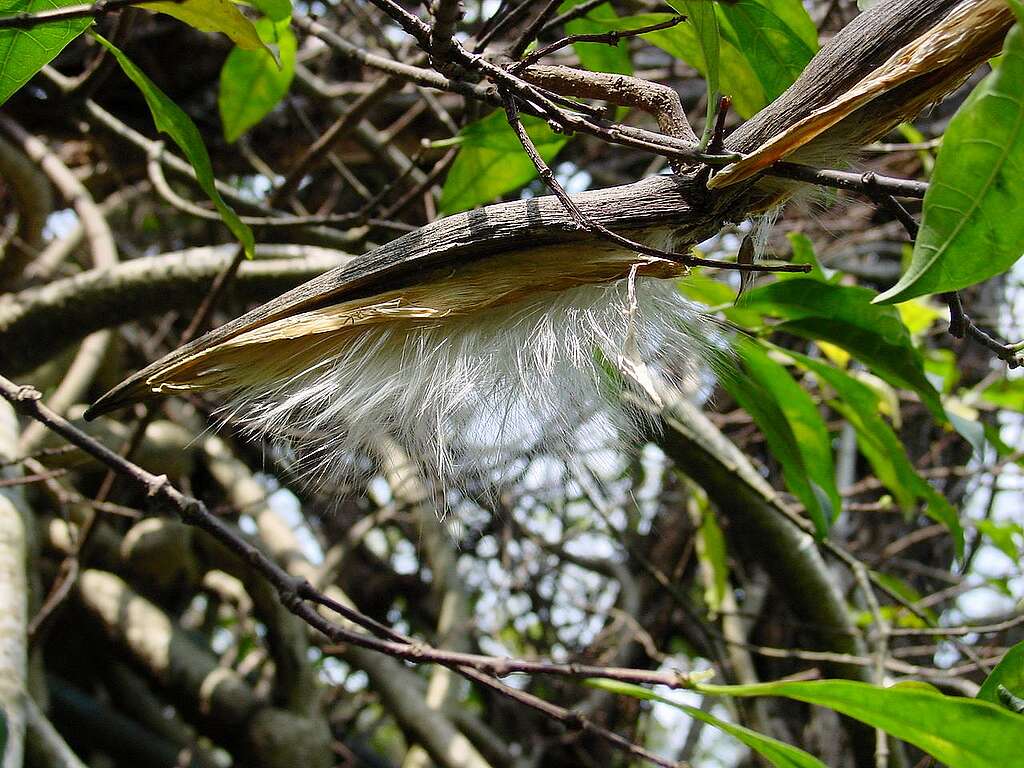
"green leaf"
439,110,569,214
564,2,632,76
246,0,291,22
697,678,1024,768
694,497,729,614
143,0,266,51
866,570,937,627
723,337,837,537
612,12,764,117
874,21,1024,303
0,0,90,105
716,0,817,105
679,270,737,307
780,232,829,282
96,35,254,258
669,1,719,143
788,351,963,555
219,17,295,142
741,280,945,421
587,679,827,768
633,1,815,119
740,337,840,531
0,707,6,764
974,519,1023,561
980,376,1024,413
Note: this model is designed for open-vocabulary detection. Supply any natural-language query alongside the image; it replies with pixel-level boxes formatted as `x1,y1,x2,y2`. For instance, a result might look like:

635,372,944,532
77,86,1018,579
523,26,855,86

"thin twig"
0,0,181,29
861,173,1022,368
507,0,563,60
500,93,809,275
515,15,686,70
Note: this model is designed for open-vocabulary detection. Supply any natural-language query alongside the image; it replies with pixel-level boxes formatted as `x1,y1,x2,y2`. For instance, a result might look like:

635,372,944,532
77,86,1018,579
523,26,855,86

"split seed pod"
88,0,1014,496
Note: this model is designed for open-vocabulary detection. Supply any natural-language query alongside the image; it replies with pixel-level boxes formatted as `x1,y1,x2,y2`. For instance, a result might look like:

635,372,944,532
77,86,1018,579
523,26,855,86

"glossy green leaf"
875,21,1024,303
697,678,1024,768
143,0,265,51
628,0,814,118
723,338,836,537
611,12,763,117
979,642,1024,708
716,0,817,105
738,337,839,534
588,679,827,768
789,351,963,554
96,35,254,257
247,0,291,22
980,376,1024,413
693,493,729,614
439,110,569,214
741,280,945,420
219,17,295,142
0,0,89,105
669,1,719,142
565,2,632,76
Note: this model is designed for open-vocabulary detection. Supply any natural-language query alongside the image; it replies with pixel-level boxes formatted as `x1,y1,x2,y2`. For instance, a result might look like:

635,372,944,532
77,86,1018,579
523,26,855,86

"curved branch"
76,569,334,768
0,246,352,374
652,397,867,669
0,135,52,285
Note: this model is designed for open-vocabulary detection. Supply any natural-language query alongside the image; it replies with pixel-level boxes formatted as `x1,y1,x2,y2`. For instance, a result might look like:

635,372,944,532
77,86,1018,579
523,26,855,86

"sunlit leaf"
875,20,1024,303
974,520,1023,562
723,337,837,537
588,679,827,768
669,0,719,142
0,0,89,105
741,279,945,421
247,0,291,22
788,350,963,554
439,110,569,214
610,12,763,117
96,34,254,257
716,0,816,104
697,678,1024,768
691,490,729,614
143,0,266,51
980,376,1024,412
564,2,632,76
219,17,295,142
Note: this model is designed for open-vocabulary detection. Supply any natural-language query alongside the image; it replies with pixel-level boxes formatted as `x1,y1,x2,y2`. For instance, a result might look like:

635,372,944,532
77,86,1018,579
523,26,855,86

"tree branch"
0,246,352,374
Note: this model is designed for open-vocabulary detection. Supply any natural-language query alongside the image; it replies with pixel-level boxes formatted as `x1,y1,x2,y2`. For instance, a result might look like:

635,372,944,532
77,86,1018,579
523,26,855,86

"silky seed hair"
214,263,725,502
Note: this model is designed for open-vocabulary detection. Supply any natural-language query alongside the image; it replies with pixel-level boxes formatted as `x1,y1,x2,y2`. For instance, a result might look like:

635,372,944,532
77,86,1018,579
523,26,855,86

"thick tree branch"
0,245,352,374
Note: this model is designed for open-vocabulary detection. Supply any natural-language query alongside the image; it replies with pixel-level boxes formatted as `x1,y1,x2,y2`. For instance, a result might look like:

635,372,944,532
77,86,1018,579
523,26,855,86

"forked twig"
514,15,687,70
500,93,810,275
863,175,1022,368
